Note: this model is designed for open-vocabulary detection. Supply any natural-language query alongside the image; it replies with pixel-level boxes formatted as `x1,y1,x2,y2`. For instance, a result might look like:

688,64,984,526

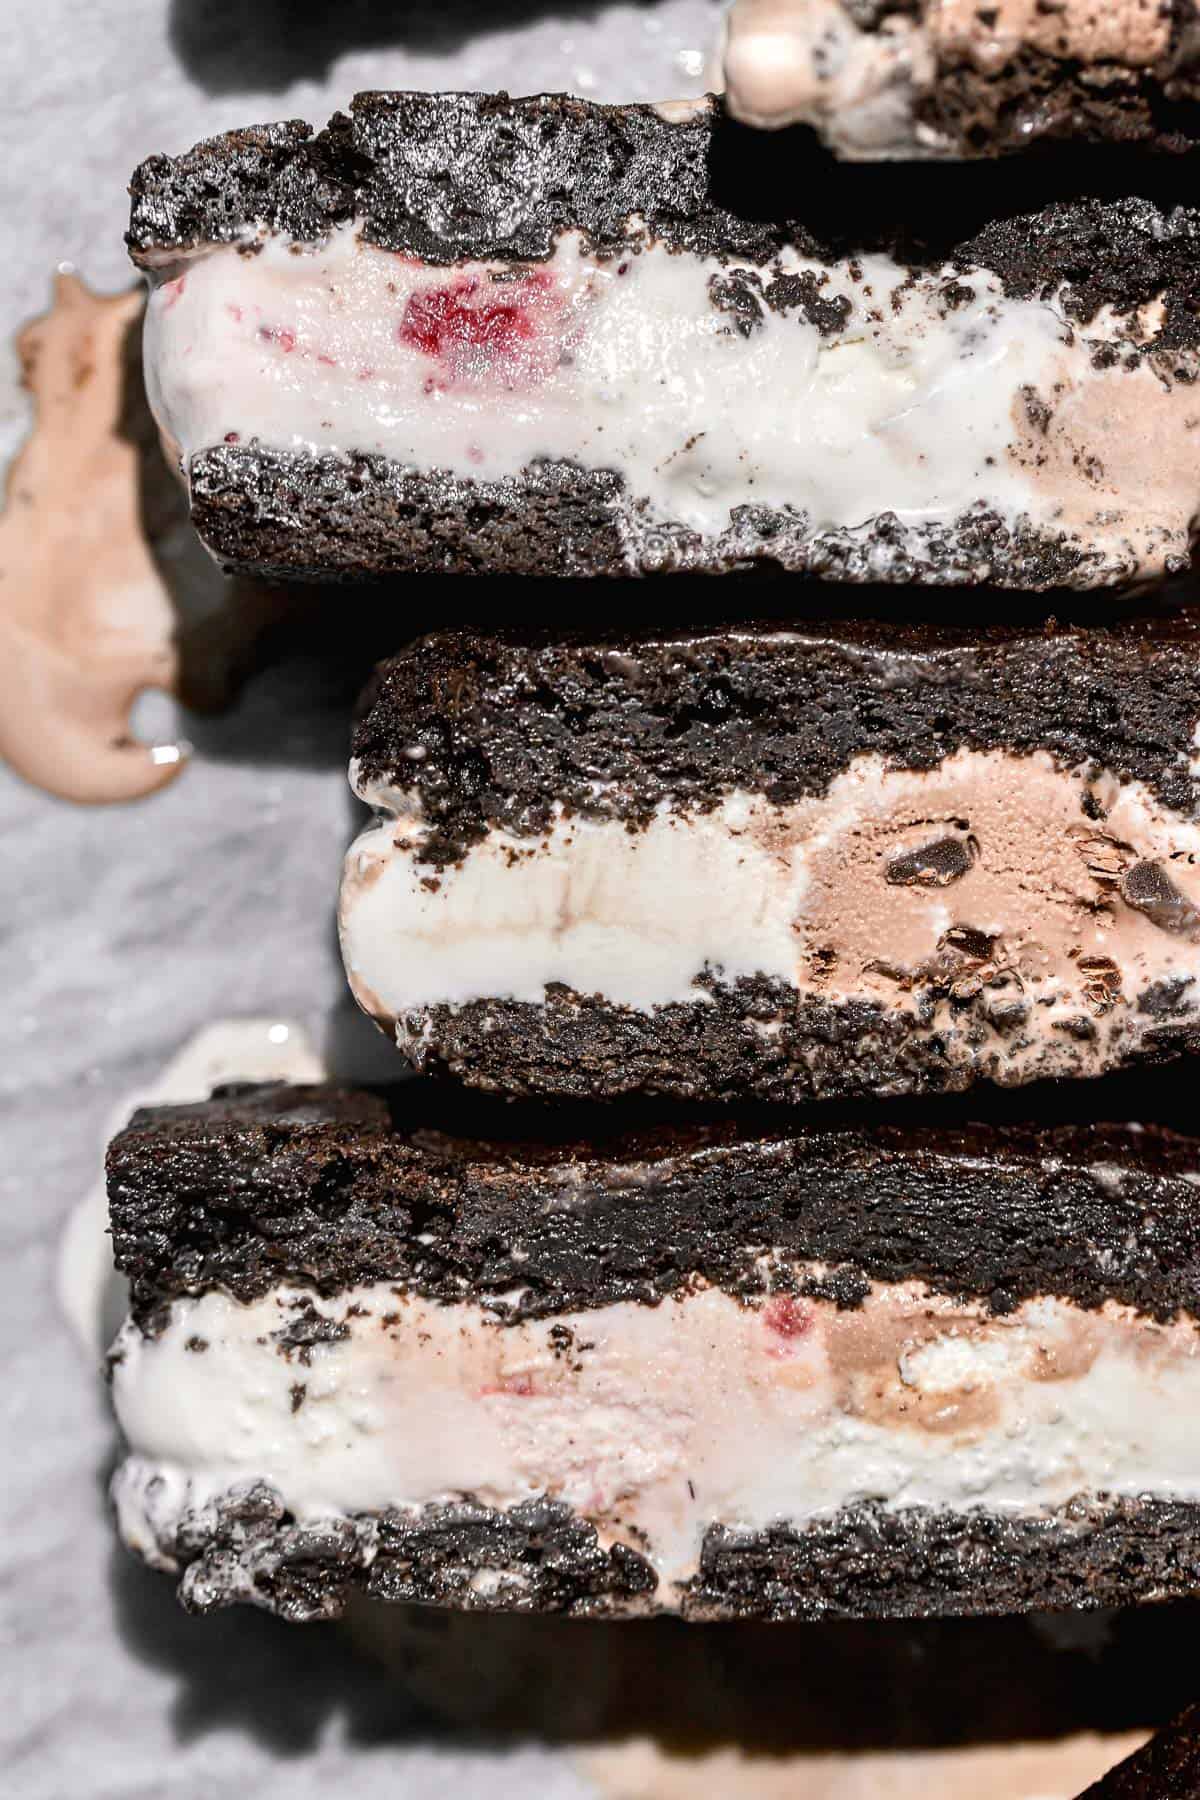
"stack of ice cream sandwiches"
106,6,1200,1758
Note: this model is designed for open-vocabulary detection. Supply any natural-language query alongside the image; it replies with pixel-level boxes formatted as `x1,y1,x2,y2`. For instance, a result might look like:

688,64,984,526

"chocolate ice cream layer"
108,1080,1200,1622
131,92,1200,589
341,614,1200,1104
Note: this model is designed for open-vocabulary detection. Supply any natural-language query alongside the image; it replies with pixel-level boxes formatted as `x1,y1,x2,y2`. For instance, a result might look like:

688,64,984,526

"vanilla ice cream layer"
144,223,1200,584
111,1274,1200,1597
340,747,1200,1084
720,0,1185,152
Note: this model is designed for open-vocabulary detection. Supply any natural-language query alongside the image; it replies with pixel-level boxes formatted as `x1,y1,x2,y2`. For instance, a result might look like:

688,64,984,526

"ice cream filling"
145,222,1200,581
340,747,1200,1082
112,1272,1200,1595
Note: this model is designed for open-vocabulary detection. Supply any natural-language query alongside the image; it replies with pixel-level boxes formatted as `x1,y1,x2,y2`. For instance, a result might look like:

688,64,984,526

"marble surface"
0,4,717,1793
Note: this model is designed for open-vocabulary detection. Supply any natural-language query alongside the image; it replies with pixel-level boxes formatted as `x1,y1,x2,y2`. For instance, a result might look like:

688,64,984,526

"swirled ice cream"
340,616,1200,1105
131,92,1200,589
107,1080,1200,1621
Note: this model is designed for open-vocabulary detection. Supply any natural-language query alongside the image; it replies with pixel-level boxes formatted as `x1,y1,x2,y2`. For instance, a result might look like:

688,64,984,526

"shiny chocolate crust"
123,1483,1200,1623
854,0,1200,157
185,448,637,585
128,93,1200,300
185,443,1135,587
108,1079,1200,1328
185,439,1163,587
1079,1701,1200,1797
928,47,1200,159
382,981,1200,1106
685,1496,1200,1620
352,613,1200,864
